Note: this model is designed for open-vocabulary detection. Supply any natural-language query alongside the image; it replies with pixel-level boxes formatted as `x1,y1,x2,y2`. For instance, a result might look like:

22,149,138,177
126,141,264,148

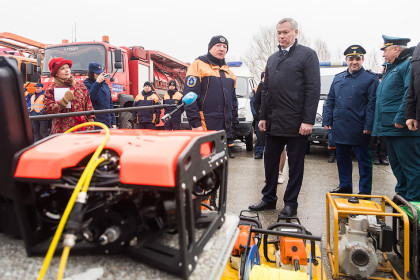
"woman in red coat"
44,57,94,133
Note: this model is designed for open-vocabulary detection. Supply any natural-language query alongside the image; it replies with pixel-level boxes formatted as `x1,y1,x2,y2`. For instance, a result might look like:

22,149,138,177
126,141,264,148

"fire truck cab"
40,36,188,128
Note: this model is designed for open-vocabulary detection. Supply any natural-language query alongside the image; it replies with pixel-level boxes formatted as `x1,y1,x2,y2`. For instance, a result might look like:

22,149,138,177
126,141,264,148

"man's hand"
363,130,372,135
324,125,331,129
258,120,266,132
299,123,313,136
394,122,405,129
192,126,204,131
406,119,418,131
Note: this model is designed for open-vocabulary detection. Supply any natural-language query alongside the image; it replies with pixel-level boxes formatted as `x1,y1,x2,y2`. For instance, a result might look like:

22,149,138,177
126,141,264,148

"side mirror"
114,62,123,69
115,49,122,63
26,63,34,75
36,56,41,73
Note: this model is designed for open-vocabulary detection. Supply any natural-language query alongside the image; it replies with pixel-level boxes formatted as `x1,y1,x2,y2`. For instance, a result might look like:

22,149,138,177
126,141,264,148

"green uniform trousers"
386,136,420,201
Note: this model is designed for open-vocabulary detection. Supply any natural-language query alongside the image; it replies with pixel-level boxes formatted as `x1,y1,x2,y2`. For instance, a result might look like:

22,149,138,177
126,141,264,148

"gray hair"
395,45,407,51
276,18,298,31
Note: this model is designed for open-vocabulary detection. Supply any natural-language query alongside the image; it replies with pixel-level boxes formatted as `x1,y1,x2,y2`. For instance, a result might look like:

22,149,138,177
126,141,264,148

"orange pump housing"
279,237,307,265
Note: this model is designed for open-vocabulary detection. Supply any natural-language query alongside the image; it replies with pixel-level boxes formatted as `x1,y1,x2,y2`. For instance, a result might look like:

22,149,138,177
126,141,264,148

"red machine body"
15,129,210,187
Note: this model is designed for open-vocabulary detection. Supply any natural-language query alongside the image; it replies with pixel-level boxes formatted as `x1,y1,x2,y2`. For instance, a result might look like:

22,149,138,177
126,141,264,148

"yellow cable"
55,157,106,280
82,157,105,193
37,122,110,280
56,246,70,280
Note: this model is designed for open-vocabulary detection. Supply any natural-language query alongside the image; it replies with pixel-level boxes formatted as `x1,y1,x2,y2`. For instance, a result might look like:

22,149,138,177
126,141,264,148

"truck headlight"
238,108,246,119
315,113,323,124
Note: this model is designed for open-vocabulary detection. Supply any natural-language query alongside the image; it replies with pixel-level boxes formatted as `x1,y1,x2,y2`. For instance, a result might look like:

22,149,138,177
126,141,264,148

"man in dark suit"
248,18,320,218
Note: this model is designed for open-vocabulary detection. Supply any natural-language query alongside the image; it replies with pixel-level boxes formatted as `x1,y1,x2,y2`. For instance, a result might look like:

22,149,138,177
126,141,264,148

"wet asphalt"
0,140,398,280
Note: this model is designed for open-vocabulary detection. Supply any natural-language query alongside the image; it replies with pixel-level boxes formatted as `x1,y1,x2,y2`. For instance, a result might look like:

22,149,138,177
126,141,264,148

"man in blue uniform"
84,63,116,128
163,80,183,130
373,35,420,202
183,35,239,158
323,45,379,194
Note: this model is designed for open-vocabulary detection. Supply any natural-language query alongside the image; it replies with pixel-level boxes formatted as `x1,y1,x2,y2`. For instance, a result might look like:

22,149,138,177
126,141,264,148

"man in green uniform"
373,35,420,201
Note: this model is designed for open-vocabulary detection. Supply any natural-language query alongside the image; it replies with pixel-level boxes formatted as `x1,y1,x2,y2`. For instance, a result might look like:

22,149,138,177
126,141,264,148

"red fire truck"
40,36,189,128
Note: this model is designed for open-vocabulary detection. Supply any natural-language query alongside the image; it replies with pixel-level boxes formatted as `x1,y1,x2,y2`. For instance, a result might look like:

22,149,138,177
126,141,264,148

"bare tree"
364,48,383,73
241,25,278,79
314,39,331,62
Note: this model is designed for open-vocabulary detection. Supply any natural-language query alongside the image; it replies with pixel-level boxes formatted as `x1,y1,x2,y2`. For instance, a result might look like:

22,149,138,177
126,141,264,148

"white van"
227,61,256,151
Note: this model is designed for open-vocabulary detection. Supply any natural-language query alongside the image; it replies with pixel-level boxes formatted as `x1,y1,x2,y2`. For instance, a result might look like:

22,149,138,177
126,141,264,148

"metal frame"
393,194,419,280
326,193,411,280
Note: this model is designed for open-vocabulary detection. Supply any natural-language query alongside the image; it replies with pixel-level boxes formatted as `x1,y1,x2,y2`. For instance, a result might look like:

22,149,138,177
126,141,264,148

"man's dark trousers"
262,134,307,208
335,143,372,194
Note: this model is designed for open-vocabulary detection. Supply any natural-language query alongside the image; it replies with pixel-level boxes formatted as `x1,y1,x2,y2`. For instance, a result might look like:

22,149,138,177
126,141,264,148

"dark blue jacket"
83,79,116,128
163,90,184,123
133,90,161,123
373,47,420,137
323,67,378,145
184,54,239,139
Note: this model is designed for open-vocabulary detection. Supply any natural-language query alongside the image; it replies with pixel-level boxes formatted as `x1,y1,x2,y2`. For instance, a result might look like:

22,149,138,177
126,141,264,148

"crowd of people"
24,17,420,219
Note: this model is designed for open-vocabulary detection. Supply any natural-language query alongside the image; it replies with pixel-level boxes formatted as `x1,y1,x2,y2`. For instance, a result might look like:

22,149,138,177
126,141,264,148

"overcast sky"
2,0,419,63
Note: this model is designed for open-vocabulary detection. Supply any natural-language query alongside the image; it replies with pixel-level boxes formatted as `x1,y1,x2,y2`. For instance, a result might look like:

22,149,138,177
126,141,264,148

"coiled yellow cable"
37,122,110,280
250,264,309,280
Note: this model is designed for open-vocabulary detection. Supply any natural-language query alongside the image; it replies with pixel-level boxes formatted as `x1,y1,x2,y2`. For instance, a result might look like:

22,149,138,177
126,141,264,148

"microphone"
161,92,197,124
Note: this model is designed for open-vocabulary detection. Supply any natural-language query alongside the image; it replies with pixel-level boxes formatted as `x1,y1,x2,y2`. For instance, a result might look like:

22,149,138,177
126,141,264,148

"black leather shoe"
330,186,352,194
278,205,297,219
248,200,276,211
373,159,380,165
380,159,389,165
254,155,263,159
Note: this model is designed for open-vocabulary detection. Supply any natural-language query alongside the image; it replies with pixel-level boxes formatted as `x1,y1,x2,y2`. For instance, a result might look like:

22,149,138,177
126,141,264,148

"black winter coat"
406,42,420,122
260,40,320,136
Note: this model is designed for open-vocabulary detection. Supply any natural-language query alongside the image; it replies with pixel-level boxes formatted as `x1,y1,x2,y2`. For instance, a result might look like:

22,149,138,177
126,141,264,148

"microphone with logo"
161,92,197,124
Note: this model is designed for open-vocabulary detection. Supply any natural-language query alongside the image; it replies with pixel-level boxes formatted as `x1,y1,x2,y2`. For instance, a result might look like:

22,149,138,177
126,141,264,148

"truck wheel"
245,127,254,152
119,112,134,129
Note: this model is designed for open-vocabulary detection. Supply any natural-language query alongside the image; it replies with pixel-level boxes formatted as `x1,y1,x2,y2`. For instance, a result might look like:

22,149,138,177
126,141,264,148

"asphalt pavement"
0,141,398,280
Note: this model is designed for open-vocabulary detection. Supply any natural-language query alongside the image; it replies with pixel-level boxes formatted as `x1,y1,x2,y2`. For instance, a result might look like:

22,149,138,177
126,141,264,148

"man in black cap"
323,45,379,195
248,18,320,218
28,83,49,141
132,82,161,129
183,35,239,158
163,80,183,130
373,35,420,202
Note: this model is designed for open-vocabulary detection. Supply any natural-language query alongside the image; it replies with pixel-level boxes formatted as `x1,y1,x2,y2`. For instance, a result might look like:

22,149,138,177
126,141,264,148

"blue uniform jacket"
163,90,184,123
133,90,161,123
373,47,420,137
183,55,239,139
83,79,116,128
323,67,378,145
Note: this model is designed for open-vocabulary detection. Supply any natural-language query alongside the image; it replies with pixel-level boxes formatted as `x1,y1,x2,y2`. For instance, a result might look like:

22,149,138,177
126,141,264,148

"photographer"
84,62,116,128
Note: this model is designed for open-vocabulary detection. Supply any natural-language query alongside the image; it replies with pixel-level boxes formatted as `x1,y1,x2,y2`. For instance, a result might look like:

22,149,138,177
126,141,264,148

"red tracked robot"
0,56,228,279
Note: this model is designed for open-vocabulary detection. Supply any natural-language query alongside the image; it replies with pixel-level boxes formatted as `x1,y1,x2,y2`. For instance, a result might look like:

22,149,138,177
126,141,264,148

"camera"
103,73,110,79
